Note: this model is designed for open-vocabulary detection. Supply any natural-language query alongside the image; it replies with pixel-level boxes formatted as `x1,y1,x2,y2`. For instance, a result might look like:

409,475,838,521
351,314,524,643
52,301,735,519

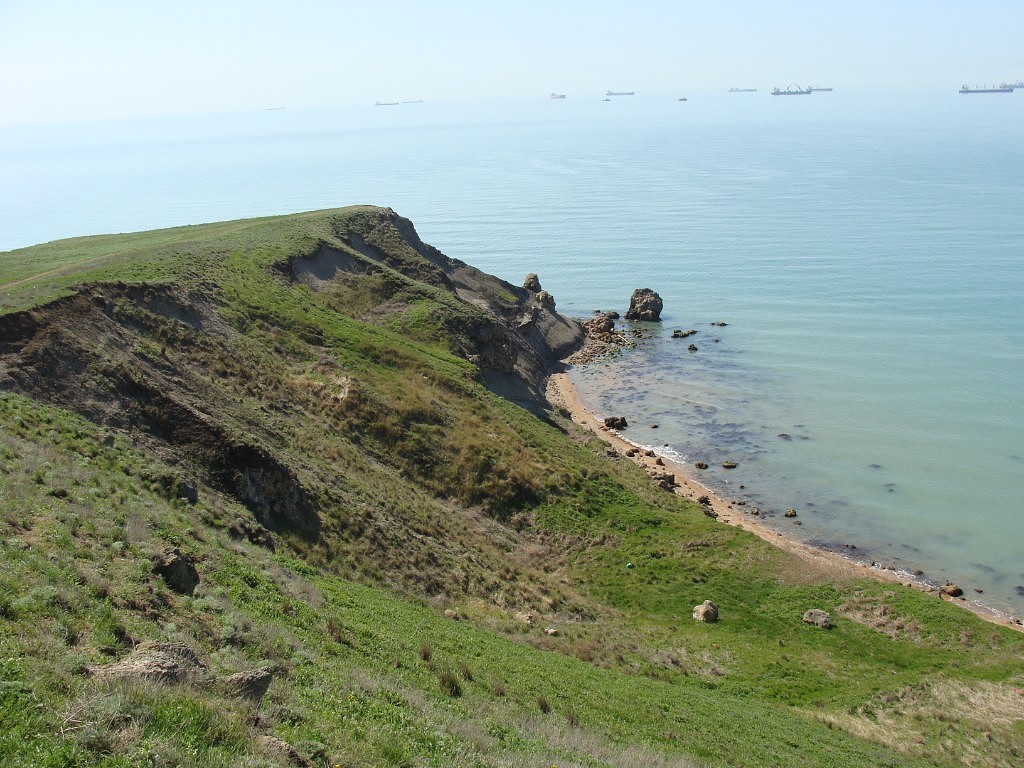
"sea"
2,89,1023,615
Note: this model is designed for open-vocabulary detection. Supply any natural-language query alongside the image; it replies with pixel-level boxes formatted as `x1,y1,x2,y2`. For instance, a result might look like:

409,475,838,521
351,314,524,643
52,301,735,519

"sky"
2,0,1023,126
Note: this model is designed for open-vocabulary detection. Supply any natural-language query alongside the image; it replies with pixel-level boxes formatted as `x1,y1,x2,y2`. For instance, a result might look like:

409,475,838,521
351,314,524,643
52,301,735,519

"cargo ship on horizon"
605,90,635,96
959,84,1014,93
771,85,812,96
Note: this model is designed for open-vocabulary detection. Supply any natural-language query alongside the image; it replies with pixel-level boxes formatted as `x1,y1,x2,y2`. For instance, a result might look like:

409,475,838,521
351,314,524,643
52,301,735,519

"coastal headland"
2,207,1023,766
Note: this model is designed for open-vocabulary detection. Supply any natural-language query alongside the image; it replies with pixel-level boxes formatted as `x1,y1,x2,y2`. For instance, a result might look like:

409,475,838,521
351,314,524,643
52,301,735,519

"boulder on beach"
653,471,676,490
584,313,616,337
940,582,964,598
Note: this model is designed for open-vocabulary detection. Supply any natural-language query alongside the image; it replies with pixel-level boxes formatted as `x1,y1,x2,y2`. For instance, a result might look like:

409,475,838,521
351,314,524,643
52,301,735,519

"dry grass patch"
837,592,922,639
810,679,1024,767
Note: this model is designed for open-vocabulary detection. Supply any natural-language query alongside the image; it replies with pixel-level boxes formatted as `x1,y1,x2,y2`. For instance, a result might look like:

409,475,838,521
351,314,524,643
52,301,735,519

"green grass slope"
1,207,1021,767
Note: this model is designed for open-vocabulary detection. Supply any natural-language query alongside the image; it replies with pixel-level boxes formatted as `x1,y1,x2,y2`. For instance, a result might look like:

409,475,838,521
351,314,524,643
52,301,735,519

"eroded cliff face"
0,206,583,550
278,207,584,409
0,282,320,540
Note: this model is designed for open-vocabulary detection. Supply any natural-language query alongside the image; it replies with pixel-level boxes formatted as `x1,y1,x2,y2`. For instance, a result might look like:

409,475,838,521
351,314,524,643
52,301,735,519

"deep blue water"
2,89,1023,613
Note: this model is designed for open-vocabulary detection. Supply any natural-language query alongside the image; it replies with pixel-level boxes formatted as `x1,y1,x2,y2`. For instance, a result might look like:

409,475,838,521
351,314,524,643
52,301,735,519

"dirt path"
1,253,110,292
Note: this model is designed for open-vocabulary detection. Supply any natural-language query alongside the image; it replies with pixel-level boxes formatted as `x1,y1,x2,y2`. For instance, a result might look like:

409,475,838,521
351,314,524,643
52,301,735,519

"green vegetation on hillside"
1,207,1021,767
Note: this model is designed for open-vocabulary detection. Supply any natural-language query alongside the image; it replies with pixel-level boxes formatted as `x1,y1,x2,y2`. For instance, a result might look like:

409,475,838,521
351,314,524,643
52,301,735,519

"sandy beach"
547,370,1023,633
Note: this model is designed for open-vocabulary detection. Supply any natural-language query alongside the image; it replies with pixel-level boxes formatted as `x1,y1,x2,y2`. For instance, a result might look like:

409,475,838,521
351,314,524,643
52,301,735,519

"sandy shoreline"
547,370,1023,633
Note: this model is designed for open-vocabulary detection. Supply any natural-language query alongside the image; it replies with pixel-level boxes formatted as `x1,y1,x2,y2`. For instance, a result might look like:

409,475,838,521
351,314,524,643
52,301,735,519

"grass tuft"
438,669,462,698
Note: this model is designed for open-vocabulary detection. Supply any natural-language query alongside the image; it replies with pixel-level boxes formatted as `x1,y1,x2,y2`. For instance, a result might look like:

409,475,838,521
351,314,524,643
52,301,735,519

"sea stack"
624,288,663,321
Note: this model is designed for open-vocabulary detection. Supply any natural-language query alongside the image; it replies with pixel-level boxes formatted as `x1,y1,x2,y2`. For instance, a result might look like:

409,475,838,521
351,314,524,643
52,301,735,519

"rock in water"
624,288,664,321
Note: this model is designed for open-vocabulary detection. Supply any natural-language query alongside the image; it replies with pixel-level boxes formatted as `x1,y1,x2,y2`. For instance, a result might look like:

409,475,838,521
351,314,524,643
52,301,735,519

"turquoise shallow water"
3,90,1023,613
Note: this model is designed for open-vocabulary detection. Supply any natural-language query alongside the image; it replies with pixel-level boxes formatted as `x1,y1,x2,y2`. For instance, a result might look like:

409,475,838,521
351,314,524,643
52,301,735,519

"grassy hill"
1,206,1021,767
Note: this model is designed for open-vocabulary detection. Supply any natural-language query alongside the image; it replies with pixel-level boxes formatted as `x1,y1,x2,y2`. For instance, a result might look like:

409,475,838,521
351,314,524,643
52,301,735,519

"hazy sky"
2,0,1022,125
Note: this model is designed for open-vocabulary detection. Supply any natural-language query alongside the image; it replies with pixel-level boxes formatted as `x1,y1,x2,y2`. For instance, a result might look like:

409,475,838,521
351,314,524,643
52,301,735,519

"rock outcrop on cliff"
278,208,583,410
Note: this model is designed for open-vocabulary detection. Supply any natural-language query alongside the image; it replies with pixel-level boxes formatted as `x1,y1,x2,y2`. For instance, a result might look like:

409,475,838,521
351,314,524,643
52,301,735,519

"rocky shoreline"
546,369,1024,634
542,281,1021,631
